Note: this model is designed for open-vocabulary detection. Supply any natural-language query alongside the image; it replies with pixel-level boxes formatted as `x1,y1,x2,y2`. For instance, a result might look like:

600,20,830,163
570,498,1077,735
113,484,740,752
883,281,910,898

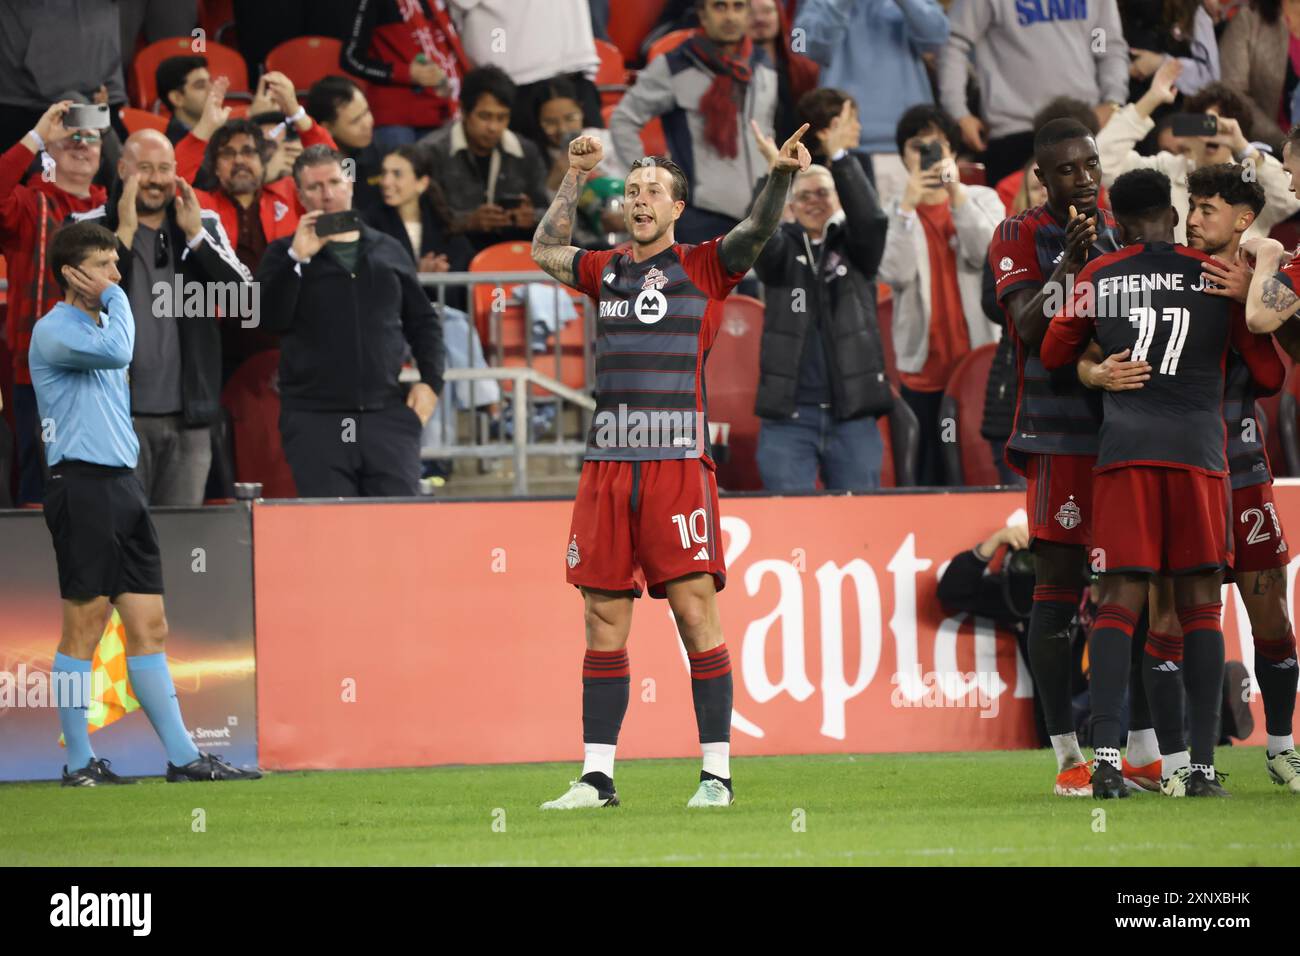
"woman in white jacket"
878,106,1005,486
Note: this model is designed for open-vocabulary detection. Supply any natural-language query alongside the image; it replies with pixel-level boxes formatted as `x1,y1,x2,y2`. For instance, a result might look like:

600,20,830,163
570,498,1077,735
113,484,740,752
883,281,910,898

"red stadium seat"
938,343,1000,486
119,107,169,136
594,38,628,108
704,295,764,490
132,37,249,110
468,242,589,396
646,28,696,63
880,386,919,488
265,36,346,93
221,350,297,498
198,0,236,46
608,0,669,64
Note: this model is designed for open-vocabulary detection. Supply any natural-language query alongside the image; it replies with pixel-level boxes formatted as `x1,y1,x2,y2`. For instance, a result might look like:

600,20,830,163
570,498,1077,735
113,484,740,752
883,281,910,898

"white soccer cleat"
1266,749,1300,794
1160,766,1191,797
686,778,734,808
539,779,619,810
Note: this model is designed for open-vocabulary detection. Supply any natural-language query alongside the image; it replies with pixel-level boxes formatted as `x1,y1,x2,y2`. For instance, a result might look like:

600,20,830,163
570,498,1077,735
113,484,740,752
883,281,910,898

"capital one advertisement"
0,508,258,782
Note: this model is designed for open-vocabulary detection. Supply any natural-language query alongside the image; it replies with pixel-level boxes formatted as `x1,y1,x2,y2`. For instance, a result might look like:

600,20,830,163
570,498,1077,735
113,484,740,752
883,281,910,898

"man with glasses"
749,112,893,491
0,101,109,506
87,129,251,506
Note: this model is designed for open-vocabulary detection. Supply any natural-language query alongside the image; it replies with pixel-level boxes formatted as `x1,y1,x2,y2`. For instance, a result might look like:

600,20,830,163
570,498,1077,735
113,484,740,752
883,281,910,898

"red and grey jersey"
989,203,1120,470
571,239,745,461
1223,350,1273,490
1041,242,1285,475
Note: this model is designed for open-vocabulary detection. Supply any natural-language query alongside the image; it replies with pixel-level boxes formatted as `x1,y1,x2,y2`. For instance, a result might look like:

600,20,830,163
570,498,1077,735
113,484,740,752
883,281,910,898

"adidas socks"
1254,627,1298,750
1179,603,1225,768
689,645,732,781
1028,585,1081,739
581,649,630,786
1143,629,1187,760
1089,604,1138,754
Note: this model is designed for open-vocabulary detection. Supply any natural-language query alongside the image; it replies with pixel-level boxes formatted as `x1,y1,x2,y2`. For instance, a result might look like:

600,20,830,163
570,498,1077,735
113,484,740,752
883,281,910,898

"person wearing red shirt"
0,101,108,505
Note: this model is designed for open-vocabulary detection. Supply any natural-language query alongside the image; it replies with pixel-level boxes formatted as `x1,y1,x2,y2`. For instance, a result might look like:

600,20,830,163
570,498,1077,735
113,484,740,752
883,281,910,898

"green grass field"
1,748,1296,866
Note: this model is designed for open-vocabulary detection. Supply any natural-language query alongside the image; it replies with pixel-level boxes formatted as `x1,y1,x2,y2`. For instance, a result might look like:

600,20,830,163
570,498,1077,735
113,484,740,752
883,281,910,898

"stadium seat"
265,36,346,93
881,386,919,488
703,294,764,490
600,102,667,156
593,38,628,108
645,28,696,63
198,0,236,46
132,37,249,110
957,161,987,187
221,350,297,498
608,0,668,64
119,107,169,136
468,242,589,396
938,342,1000,486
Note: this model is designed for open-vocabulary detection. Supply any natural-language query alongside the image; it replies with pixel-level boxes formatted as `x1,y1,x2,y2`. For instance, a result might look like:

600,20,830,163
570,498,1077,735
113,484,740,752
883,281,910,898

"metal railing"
411,270,596,495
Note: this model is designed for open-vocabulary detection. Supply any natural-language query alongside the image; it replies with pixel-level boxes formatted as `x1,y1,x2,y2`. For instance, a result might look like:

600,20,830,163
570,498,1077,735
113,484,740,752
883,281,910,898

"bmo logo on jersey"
599,299,630,318
634,289,667,324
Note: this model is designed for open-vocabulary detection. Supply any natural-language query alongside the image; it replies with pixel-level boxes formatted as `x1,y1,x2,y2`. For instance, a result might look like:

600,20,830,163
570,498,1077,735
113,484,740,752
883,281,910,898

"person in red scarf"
341,0,472,150
0,101,108,505
609,0,779,244
748,0,820,142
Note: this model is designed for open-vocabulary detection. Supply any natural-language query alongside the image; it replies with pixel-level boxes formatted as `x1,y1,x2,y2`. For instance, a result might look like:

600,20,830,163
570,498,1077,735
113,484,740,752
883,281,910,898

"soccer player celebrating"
1041,168,1284,798
1081,164,1300,794
988,118,1124,796
29,222,261,786
530,127,810,809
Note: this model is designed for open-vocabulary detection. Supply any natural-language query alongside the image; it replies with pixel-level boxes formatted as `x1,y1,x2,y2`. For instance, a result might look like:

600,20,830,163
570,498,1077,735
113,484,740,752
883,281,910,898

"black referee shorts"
43,460,165,601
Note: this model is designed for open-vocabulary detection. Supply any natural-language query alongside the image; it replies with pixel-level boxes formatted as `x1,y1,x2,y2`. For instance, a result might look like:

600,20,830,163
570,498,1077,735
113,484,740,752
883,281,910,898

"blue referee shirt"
28,284,140,468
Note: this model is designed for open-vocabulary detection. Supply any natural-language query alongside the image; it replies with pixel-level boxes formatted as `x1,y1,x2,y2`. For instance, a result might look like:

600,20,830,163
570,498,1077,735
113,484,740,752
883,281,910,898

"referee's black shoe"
62,758,134,787
166,752,263,782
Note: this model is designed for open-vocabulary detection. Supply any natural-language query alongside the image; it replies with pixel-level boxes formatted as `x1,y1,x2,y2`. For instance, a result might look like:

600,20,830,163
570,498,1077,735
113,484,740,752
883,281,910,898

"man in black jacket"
257,145,444,498
95,129,253,506
751,114,892,491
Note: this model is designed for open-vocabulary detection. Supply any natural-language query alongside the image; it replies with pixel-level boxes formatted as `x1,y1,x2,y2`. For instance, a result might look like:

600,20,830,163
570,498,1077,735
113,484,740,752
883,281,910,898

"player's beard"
632,217,671,248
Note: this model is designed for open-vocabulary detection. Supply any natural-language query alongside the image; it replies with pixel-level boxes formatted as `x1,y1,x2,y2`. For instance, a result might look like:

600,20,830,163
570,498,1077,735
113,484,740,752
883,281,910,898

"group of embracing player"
993,116,1300,799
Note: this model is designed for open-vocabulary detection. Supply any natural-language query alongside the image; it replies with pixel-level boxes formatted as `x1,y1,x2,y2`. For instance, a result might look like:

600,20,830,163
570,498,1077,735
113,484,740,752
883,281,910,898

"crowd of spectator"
1,0,1300,506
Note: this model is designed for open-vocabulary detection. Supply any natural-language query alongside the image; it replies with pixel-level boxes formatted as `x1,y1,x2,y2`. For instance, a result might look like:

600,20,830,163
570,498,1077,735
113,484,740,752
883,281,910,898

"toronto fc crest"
566,535,580,568
1055,496,1081,530
641,266,668,291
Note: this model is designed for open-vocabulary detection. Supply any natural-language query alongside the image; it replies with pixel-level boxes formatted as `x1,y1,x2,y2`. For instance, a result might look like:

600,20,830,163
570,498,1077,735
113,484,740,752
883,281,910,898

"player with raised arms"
530,125,809,809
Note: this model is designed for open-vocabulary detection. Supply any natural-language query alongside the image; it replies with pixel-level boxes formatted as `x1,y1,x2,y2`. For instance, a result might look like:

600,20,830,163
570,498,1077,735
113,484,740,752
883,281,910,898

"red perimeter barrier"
254,486,1298,771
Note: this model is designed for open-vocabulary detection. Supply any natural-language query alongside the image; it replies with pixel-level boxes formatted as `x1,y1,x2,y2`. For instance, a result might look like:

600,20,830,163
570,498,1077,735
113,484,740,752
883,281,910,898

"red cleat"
1054,760,1093,796
1122,757,1162,793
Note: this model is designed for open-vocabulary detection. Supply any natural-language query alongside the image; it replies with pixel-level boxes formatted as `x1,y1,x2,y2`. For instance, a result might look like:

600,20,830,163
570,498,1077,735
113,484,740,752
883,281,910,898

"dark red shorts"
1230,480,1290,573
566,457,725,599
1026,453,1095,547
1093,466,1231,575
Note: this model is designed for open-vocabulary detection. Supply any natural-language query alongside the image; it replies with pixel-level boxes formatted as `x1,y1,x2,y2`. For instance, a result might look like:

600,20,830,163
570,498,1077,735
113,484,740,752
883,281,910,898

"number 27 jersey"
1040,241,1284,476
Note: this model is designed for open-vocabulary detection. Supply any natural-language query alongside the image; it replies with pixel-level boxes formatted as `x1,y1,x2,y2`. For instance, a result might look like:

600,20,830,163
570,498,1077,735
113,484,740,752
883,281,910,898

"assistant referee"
30,220,260,786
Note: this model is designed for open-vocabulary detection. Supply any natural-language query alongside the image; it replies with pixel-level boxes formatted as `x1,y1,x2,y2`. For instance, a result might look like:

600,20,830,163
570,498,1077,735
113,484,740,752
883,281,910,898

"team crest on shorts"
566,535,580,568
1056,496,1081,530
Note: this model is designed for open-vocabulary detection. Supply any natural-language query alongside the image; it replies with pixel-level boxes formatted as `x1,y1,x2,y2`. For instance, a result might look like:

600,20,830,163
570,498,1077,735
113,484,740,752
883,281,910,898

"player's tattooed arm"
720,122,812,275
531,165,587,287
719,167,796,275
1243,237,1296,333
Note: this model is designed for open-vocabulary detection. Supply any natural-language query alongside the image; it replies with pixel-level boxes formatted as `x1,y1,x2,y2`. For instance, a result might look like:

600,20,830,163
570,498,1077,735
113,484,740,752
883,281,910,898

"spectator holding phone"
256,145,444,498
878,105,1005,487
1096,60,1300,243
340,0,471,149
0,100,109,505
421,66,549,252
